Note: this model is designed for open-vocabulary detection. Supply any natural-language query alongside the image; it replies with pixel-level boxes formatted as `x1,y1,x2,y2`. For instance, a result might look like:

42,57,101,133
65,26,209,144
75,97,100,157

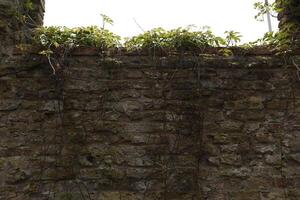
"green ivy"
124,27,242,52
23,0,34,12
33,26,121,50
32,26,121,74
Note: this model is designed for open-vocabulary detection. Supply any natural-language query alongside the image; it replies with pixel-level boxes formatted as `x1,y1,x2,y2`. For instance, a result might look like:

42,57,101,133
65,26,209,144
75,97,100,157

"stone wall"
0,0,300,199
0,52,300,200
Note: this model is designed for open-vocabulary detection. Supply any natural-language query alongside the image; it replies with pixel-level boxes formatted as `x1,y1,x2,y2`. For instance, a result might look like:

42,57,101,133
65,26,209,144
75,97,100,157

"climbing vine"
32,26,120,74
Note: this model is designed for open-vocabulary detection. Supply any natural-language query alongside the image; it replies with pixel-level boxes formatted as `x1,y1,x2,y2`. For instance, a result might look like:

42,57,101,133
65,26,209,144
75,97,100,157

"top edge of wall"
12,46,300,57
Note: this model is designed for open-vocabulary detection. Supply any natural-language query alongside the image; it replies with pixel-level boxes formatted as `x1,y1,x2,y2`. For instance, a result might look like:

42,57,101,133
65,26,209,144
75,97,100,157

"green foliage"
251,0,300,52
33,26,120,75
244,31,280,47
33,25,245,55
224,31,242,46
218,49,234,57
241,29,297,55
34,26,121,50
124,26,229,52
24,0,34,12
72,26,120,48
124,27,169,50
39,49,54,57
100,14,114,29
276,0,300,18
14,0,34,23
254,1,277,21
14,12,27,24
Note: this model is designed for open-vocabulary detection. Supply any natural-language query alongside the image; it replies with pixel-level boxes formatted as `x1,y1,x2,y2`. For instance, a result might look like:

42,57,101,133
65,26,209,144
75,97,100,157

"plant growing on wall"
124,26,229,52
100,14,114,29
34,26,120,49
224,30,242,46
33,26,121,74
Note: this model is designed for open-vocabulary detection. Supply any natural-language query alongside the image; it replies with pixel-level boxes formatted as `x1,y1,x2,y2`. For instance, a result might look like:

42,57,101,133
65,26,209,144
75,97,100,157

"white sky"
44,0,278,43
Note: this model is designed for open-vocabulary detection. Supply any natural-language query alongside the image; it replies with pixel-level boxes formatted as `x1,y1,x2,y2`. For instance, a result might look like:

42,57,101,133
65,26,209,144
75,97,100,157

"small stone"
78,155,94,167
202,186,212,192
290,153,300,163
127,70,143,79
208,156,220,166
223,167,251,178
115,101,142,113
40,100,63,112
5,169,30,184
0,100,20,111
255,145,276,154
98,192,121,200
219,120,243,131
247,96,264,110
266,99,286,110
265,154,281,165
225,96,264,110
255,132,275,143
220,144,238,152
220,154,242,166
244,123,260,133
212,133,230,144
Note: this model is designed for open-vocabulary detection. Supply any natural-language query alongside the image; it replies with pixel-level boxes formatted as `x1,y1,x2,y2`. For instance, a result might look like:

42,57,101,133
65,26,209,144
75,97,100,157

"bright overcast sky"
44,0,278,43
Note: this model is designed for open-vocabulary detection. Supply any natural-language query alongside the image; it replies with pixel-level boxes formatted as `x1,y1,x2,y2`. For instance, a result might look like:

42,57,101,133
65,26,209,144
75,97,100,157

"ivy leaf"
39,50,53,56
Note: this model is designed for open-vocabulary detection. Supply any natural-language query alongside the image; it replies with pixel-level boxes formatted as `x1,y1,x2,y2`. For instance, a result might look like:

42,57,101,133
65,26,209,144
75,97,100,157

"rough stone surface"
0,0,299,199
0,54,299,199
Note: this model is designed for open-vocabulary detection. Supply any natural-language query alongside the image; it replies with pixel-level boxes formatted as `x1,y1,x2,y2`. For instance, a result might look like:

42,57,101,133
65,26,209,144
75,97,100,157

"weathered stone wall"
0,52,300,200
0,1,300,199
